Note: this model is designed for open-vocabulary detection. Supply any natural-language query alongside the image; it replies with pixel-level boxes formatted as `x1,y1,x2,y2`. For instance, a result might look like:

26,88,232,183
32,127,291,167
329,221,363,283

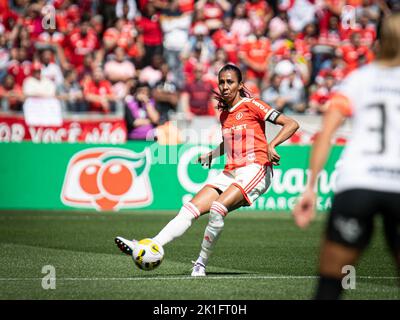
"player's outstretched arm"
268,114,299,165
293,105,346,229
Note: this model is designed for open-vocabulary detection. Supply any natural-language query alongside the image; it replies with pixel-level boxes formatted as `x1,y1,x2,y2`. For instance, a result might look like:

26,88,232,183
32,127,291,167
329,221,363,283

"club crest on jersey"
236,112,243,120
61,147,153,211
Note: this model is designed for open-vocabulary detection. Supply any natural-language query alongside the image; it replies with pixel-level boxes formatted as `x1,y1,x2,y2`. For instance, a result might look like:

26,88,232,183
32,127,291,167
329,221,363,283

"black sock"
314,274,343,300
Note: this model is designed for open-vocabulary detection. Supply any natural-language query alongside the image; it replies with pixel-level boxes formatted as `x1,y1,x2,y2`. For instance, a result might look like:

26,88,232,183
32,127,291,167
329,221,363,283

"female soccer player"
293,13,400,299
116,64,299,276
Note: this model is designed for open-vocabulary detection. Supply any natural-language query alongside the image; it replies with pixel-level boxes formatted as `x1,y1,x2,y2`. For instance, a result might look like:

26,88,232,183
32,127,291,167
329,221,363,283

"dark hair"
135,81,151,91
214,64,252,111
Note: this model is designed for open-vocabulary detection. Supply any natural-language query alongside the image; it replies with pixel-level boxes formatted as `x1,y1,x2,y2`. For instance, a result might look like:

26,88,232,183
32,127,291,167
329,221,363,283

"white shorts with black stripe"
206,163,273,205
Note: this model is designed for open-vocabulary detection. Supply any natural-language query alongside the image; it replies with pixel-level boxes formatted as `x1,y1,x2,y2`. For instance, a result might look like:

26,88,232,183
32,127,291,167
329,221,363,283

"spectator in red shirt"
316,54,346,84
350,12,377,47
67,20,99,69
318,15,343,48
308,73,337,114
245,0,273,31
0,74,24,111
195,0,231,35
136,2,163,67
21,3,43,41
83,68,117,113
212,16,240,64
7,47,32,87
336,31,374,75
238,22,271,88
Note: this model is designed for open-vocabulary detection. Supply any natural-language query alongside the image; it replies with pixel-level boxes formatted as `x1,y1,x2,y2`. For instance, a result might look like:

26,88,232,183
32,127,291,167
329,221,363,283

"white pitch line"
0,275,398,281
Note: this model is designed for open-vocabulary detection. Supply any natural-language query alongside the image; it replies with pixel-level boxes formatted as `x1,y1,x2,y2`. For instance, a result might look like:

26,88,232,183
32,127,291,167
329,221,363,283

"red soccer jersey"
68,29,99,68
136,14,162,46
7,60,32,86
83,80,113,112
220,97,277,171
337,44,374,74
212,29,240,64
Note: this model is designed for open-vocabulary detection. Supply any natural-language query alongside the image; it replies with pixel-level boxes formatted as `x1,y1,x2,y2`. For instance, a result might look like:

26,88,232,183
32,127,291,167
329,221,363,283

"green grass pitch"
0,210,398,300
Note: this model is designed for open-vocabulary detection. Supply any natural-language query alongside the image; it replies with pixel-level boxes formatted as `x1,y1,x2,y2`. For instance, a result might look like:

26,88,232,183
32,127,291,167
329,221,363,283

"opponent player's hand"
293,188,316,229
267,145,280,166
197,152,213,169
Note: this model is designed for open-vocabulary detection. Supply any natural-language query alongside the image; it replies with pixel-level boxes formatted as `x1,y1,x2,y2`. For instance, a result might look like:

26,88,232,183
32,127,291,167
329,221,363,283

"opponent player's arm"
306,102,348,191
293,97,348,228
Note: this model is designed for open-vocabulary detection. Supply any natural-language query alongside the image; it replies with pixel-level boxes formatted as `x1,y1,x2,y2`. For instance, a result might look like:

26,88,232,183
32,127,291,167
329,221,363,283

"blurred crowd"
0,0,399,142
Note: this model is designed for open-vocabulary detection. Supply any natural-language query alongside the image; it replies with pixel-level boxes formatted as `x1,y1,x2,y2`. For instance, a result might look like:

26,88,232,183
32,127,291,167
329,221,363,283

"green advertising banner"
0,142,343,212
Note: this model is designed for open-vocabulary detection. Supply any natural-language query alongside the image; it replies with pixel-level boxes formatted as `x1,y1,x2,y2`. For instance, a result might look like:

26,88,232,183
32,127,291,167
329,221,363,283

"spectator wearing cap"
274,59,306,114
22,62,56,98
0,74,24,111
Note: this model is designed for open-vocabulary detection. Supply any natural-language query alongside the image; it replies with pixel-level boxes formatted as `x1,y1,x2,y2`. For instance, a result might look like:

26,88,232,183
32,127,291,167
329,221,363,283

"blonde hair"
377,13,400,65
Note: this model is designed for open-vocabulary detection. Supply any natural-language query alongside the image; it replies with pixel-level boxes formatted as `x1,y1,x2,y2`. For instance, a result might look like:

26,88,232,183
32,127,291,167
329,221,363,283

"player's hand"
267,145,280,166
197,152,213,169
293,188,316,229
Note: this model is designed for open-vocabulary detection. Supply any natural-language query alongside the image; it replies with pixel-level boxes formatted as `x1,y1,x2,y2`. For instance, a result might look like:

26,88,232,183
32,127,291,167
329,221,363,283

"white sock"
153,202,199,246
196,201,227,266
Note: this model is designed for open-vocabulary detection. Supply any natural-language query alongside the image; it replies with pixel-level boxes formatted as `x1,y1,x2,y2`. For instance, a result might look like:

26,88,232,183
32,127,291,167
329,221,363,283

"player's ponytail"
214,64,252,111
